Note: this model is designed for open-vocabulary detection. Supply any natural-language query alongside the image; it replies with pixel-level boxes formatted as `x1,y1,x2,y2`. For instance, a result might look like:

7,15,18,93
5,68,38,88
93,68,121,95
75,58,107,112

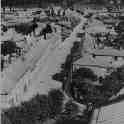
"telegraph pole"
64,55,73,98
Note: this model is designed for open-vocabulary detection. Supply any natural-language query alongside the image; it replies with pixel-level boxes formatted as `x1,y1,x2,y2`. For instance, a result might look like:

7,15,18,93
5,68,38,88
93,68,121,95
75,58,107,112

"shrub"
55,118,85,124
48,89,64,118
52,71,67,82
64,100,79,117
73,68,98,81
2,94,50,124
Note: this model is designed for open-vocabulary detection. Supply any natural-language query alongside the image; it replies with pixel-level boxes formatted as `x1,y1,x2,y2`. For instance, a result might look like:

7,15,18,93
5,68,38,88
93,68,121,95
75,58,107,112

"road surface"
0,15,87,109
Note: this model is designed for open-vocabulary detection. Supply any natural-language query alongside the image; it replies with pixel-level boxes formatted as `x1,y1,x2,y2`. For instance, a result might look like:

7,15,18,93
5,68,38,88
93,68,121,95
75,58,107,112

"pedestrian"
51,8,54,17
24,83,27,92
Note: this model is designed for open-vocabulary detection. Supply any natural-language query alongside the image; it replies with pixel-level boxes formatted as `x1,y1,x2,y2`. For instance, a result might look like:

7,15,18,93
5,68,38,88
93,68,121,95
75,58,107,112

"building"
91,100,124,124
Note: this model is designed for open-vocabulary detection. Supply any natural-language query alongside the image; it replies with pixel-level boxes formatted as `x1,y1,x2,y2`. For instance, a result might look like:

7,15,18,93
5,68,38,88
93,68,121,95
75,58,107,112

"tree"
2,94,50,124
48,89,64,118
73,68,98,81
63,100,79,117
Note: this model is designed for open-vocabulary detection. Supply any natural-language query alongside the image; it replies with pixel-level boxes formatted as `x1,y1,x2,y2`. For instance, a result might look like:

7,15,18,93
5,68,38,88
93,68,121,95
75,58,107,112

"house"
73,55,113,77
90,48,124,59
91,100,124,124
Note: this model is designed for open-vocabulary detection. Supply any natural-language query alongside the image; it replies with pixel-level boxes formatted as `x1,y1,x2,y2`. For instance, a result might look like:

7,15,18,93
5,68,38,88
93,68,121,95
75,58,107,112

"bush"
70,42,80,54
3,94,50,124
48,89,64,118
2,92,64,124
73,68,98,81
71,66,124,106
100,66,124,97
55,99,92,124
64,100,79,117
52,71,67,82
1,111,12,124
116,66,124,82
55,118,85,124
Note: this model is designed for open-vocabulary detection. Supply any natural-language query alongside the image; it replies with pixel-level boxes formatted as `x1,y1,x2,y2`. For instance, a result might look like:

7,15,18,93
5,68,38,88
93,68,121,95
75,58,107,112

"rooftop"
73,55,112,68
90,48,124,57
91,100,124,124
